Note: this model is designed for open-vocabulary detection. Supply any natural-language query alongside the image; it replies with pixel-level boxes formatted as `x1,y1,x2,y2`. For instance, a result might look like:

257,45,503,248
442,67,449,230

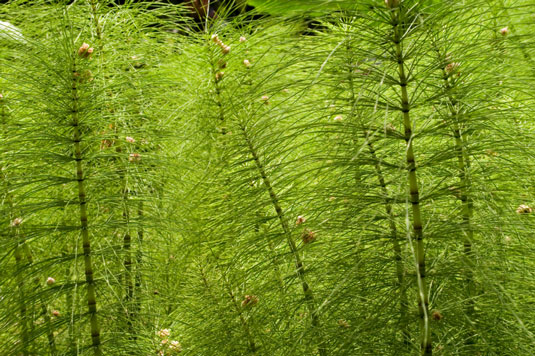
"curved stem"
239,125,327,356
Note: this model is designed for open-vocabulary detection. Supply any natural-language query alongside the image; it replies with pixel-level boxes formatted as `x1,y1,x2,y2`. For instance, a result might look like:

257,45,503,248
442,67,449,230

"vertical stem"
123,203,133,330
89,0,103,41
63,249,77,354
13,226,30,356
438,56,476,345
344,35,409,344
0,95,26,354
239,126,327,356
71,61,103,356
3,100,31,355
198,264,234,343
389,6,431,355
121,167,134,334
22,245,57,355
209,49,226,133
132,200,143,327
367,142,409,342
226,285,257,353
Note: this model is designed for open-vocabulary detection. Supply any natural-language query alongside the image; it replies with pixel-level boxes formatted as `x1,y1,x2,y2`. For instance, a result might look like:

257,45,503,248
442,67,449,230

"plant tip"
516,204,532,214
241,295,259,307
431,310,443,321
46,277,55,285
77,43,89,56
296,216,306,225
385,0,400,9
10,217,22,227
129,153,141,163
445,62,460,75
338,319,350,328
239,36,246,43
169,340,182,352
158,329,171,339
301,229,316,244
77,43,93,58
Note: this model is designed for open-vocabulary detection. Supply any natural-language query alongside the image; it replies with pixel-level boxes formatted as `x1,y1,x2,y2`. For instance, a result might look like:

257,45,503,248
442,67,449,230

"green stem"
13,227,30,356
226,285,257,353
239,125,326,356
22,244,57,355
436,53,476,345
71,61,103,356
89,0,103,41
259,222,285,293
198,264,234,343
389,7,431,355
132,200,143,329
121,171,134,334
0,95,29,355
209,49,226,133
344,36,409,345
63,249,76,354
367,141,410,341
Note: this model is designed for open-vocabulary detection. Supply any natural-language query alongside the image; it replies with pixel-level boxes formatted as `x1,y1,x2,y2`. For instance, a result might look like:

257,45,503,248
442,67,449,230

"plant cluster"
0,0,534,355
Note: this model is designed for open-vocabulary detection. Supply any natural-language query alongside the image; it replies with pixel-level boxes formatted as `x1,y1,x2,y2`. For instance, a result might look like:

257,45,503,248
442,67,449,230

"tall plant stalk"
436,47,477,345
21,244,57,355
132,200,144,329
118,158,135,335
13,224,30,356
71,54,103,356
2,96,31,355
343,31,409,345
225,279,257,353
88,0,103,41
239,124,327,356
387,3,431,354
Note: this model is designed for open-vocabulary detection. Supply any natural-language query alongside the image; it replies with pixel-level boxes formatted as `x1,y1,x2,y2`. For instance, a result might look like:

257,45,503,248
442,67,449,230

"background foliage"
0,0,534,355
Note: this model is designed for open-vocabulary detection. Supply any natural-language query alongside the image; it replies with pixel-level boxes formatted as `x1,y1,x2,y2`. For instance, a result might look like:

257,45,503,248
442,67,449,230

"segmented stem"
13,226,30,356
71,61,103,356
239,125,327,356
439,58,476,344
121,170,134,334
344,35,409,345
0,94,29,355
389,7,431,355
89,0,102,41
226,285,257,353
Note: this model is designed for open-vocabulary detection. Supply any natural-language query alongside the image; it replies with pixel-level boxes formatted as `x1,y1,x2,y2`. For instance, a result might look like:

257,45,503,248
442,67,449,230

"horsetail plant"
71,40,103,356
385,2,431,353
0,1,534,355
340,20,409,345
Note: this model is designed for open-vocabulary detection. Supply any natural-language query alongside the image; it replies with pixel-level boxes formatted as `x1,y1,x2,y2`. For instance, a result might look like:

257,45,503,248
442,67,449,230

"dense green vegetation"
0,0,534,355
